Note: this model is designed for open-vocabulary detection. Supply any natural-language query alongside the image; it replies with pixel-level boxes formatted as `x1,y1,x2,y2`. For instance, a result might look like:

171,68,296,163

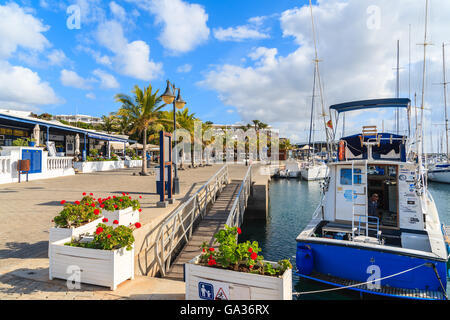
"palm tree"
115,84,170,175
101,114,118,133
175,108,197,167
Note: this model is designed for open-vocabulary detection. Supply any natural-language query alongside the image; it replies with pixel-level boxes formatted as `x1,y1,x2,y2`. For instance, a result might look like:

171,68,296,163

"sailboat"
295,1,449,300
428,43,450,184
300,0,331,182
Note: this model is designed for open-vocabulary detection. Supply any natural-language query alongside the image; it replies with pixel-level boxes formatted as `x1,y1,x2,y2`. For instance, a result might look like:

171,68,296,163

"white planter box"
103,207,139,227
125,159,142,168
73,160,124,173
49,238,134,290
48,217,104,257
185,255,292,300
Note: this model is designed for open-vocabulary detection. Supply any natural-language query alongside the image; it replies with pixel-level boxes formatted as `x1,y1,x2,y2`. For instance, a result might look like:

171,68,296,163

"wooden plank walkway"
163,180,242,281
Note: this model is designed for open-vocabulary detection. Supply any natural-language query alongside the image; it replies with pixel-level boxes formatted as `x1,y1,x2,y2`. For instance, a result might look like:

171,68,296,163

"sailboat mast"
309,0,332,159
308,64,317,162
419,0,429,173
396,40,400,134
442,43,449,160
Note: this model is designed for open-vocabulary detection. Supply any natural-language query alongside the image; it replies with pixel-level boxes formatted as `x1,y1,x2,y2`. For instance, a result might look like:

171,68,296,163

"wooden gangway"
154,165,253,280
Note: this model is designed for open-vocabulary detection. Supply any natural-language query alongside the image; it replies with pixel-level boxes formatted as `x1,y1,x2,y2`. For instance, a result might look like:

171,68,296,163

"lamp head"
161,80,175,104
175,88,186,109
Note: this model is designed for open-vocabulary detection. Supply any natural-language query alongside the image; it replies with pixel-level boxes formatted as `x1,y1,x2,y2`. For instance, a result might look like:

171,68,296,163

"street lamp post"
161,80,186,194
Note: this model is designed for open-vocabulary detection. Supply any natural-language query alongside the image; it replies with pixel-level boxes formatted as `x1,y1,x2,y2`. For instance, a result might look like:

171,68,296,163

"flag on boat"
327,120,333,129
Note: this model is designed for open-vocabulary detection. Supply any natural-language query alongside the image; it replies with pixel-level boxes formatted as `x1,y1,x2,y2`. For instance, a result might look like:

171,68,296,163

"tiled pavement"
0,164,249,300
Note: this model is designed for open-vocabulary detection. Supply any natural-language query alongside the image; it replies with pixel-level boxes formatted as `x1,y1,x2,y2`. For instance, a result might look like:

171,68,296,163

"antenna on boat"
441,42,450,160
308,0,333,160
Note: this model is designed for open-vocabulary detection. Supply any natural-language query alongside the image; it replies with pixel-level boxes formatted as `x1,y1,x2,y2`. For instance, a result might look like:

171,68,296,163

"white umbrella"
75,134,80,155
32,124,40,143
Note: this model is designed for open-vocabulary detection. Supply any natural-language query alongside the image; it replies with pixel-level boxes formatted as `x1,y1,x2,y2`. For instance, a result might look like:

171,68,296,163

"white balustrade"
47,157,73,171
0,156,11,175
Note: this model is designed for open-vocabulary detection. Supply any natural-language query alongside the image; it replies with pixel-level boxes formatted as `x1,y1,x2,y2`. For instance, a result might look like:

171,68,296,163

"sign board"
398,164,424,230
198,280,230,300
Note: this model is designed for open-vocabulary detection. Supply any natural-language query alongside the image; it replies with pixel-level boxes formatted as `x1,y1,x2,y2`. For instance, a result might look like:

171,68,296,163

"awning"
110,141,126,150
330,98,411,113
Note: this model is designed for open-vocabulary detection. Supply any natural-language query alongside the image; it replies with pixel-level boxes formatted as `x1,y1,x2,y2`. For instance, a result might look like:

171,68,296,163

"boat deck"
299,271,446,300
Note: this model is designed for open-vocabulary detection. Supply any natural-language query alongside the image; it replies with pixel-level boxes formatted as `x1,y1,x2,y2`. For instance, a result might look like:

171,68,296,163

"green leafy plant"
199,225,292,277
65,223,140,251
100,193,141,211
12,138,30,146
53,198,102,228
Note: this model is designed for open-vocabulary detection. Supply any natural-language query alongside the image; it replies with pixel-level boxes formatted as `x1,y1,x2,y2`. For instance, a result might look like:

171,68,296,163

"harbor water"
239,178,450,300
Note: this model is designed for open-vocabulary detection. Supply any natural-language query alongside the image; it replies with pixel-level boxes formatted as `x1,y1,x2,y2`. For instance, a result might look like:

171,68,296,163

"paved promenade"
0,164,251,300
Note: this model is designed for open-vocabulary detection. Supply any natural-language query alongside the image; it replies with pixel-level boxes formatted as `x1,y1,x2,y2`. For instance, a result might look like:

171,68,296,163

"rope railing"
225,165,253,228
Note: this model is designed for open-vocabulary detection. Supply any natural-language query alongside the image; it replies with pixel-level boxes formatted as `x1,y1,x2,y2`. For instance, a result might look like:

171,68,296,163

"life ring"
338,140,345,161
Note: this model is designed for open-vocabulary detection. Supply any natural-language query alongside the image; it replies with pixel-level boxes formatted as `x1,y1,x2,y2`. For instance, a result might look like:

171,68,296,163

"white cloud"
213,17,270,42
0,3,50,59
0,61,61,107
109,1,127,21
92,69,119,89
47,49,68,66
96,20,162,80
60,69,92,89
200,0,450,143
177,64,192,73
86,92,96,99
129,0,210,54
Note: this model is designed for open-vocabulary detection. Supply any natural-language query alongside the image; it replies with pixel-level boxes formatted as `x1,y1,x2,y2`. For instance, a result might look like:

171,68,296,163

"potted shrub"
185,225,292,300
100,193,142,227
49,223,141,290
28,138,36,147
49,193,104,253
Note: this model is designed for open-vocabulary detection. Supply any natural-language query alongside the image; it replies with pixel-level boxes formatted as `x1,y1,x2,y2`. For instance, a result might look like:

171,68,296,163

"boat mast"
308,63,317,162
442,43,450,160
396,40,400,135
308,0,333,160
418,0,429,185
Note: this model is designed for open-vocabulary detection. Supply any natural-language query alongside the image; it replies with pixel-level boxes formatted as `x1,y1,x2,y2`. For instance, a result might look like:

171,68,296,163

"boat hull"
301,164,329,181
428,169,450,184
296,240,447,295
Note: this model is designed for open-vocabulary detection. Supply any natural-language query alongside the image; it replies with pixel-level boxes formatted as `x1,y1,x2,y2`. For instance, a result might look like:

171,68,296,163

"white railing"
47,157,73,170
0,156,11,175
225,165,253,228
155,165,230,276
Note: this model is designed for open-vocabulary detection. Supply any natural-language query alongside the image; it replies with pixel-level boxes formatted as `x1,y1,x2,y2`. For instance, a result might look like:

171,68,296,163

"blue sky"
1,0,450,149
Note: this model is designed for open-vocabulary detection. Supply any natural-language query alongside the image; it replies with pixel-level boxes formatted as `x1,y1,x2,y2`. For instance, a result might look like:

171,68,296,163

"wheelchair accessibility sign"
198,280,229,300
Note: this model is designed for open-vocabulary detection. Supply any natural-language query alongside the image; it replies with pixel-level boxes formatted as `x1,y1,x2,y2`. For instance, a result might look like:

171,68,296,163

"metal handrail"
155,164,229,276
225,165,253,228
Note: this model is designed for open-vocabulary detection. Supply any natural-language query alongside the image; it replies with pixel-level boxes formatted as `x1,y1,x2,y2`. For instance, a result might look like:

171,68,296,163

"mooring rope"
292,263,446,299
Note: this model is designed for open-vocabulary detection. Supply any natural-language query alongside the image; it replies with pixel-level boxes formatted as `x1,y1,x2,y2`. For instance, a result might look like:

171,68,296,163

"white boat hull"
301,164,329,181
428,169,450,184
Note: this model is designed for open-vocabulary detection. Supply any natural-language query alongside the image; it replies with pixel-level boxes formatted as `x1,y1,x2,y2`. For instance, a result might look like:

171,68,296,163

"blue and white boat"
428,163,450,184
295,98,449,300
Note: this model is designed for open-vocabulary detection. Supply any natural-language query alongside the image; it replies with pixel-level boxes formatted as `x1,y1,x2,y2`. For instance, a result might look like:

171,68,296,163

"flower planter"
124,159,142,168
185,255,292,300
103,207,139,227
49,238,134,290
48,217,104,257
73,160,125,173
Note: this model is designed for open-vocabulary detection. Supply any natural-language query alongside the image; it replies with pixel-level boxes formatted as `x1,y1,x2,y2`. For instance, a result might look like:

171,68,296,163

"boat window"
340,168,362,185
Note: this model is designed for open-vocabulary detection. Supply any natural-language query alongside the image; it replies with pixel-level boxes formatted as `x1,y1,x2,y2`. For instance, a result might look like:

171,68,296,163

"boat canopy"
330,98,411,113
342,133,406,161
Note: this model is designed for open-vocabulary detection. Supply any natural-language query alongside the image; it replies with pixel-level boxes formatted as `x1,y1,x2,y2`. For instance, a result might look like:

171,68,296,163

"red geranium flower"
237,227,242,235
122,192,125,196
89,193,93,196
135,222,141,228
248,247,253,253
113,220,119,224
129,196,131,199
100,204,105,208
139,196,142,199
75,200,80,205
138,208,142,212
60,200,66,205
114,204,118,209
208,259,217,266
250,252,257,260
107,234,111,239
102,218,108,222
91,203,95,207
208,247,214,252
119,198,124,202
95,227,103,234
82,192,86,196
113,196,116,199
249,265,254,269
94,209,100,215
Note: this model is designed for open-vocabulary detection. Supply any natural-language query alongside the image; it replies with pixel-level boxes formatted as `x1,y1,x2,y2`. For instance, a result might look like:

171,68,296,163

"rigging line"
293,263,434,296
